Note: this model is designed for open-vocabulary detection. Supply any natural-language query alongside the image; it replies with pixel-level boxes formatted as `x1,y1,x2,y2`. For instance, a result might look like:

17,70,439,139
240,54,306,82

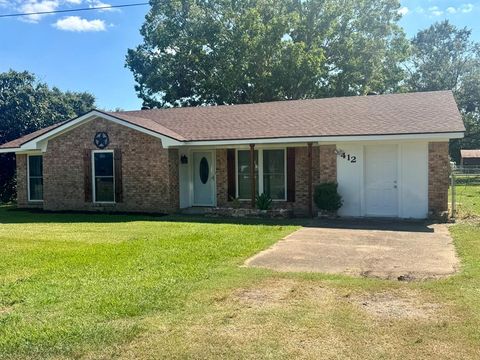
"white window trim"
91,150,116,204
27,154,44,202
235,148,287,201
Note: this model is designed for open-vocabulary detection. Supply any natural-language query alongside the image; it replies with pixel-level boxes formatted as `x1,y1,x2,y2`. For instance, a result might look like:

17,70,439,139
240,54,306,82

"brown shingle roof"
0,91,465,149
0,121,67,149
461,149,480,158
110,90,464,141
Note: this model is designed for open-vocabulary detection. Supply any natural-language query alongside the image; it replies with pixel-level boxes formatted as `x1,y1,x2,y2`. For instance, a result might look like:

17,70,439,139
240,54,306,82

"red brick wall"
319,145,337,183
213,145,333,216
18,117,179,213
293,146,320,215
15,121,341,216
168,148,180,210
216,149,229,206
15,154,28,207
428,142,450,215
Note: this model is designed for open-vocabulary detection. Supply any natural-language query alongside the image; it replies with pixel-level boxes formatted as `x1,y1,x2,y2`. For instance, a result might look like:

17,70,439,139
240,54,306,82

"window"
263,149,286,200
28,155,43,201
237,149,286,200
92,151,115,202
237,150,259,199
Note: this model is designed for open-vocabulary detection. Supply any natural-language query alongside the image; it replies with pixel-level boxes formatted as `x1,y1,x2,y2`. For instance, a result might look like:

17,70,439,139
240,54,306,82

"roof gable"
0,110,183,152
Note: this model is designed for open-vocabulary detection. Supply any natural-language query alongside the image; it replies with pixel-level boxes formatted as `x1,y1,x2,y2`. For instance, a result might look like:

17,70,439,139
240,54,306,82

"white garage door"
365,145,398,217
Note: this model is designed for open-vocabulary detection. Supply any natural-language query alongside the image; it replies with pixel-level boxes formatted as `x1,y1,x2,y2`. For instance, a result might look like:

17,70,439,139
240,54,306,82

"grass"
0,200,480,359
452,183,480,218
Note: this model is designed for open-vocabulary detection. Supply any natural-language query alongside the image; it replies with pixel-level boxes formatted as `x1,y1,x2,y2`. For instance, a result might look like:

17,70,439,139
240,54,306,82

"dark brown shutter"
287,148,295,202
227,149,236,200
114,149,123,203
84,149,92,202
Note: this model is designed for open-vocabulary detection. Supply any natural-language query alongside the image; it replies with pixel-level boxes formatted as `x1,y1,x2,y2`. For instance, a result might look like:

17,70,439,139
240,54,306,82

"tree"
407,21,480,162
126,0,409,107
0,70,95,202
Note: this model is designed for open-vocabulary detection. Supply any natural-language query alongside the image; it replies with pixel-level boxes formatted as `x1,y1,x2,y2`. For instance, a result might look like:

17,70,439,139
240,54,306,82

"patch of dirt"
350,290,442,320
229,279,444,321
0,306,13,315
231,279,298,308
228,278,337,310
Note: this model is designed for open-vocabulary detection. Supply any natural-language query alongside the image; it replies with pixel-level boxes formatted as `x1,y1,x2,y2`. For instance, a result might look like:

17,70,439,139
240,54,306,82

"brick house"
0,91,465,218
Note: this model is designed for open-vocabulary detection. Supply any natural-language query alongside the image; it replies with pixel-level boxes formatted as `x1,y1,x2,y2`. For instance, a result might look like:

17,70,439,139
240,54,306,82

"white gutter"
178,131,465,147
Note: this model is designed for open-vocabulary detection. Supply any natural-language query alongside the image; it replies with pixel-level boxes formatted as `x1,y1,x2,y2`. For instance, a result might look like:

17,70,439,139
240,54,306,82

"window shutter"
287,148,295,202
114,149,123,203
227,149,236,200
83,149,92,202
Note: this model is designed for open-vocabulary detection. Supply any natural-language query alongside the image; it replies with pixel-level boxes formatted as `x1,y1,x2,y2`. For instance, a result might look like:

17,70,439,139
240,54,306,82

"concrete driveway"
245,221,459,280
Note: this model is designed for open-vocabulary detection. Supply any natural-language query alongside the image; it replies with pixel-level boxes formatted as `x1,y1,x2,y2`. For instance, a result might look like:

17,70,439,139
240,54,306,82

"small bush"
313,183,343,212
229,196,241,209
256,193,272,210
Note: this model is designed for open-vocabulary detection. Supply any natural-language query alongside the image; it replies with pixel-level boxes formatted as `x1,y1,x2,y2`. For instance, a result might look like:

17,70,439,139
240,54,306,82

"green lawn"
452,183,480,218
1,205,480,359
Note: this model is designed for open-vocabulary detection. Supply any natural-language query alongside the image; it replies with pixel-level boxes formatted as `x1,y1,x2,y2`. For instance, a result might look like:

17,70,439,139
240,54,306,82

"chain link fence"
450,164,480,218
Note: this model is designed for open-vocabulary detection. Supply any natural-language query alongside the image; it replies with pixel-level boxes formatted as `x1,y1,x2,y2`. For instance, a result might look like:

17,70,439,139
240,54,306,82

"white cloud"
446,6,457,14
53,16,106,31
460,3,474,13
19,0,59,22
87,0,118,11
428,6,443,16
13,0,86,23
398,6,409,16
415,6,425,14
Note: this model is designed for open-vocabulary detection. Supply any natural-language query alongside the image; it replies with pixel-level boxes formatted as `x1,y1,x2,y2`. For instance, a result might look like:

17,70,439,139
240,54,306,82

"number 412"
340,152,357,163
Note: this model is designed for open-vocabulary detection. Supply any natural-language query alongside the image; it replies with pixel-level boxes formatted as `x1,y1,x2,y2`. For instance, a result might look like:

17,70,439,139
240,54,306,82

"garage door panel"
365,145,398,217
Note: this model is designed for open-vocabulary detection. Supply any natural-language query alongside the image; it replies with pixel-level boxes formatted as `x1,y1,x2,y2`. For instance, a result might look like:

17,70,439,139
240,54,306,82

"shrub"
313,183,343,212
229,196,241,209
256,193,272,210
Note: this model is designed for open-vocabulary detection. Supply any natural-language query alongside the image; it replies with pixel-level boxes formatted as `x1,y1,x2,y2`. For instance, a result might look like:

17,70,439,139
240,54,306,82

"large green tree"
407,21,480,162
0,70,95,202
127,0,409,107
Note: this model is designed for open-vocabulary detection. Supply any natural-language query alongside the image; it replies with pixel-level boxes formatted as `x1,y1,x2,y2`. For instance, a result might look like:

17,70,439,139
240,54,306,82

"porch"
177,143,333,217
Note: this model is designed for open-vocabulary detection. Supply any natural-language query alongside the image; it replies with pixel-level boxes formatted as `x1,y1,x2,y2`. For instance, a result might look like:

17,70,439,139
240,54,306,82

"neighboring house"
460,150,480,166
0,91,465,218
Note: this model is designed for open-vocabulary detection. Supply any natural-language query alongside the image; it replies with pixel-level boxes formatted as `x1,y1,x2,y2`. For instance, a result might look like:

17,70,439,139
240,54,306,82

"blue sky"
0,1,479,110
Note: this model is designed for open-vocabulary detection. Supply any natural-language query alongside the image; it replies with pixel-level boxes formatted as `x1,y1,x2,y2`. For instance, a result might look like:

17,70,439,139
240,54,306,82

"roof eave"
176,131,465,147
9,110,184,151
0,147,21,154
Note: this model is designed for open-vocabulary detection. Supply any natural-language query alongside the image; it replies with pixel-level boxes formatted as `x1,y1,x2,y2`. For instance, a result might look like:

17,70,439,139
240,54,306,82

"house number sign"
335,149,357,163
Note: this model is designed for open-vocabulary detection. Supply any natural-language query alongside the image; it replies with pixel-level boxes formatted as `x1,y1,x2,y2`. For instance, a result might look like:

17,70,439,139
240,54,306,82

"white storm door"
365,145,398,217
192,151,215,206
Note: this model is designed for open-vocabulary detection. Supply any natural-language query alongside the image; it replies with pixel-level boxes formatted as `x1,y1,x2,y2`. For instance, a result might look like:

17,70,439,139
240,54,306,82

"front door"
193,151,215,206
365,145,398,217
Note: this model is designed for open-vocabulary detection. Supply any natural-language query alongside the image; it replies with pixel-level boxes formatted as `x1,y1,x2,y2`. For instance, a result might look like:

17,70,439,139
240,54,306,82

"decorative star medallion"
94,132,109,149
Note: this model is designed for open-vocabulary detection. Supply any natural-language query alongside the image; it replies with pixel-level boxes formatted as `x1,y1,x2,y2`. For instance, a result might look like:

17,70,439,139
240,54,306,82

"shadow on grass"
0,205,437,232
0,206,307,226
